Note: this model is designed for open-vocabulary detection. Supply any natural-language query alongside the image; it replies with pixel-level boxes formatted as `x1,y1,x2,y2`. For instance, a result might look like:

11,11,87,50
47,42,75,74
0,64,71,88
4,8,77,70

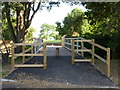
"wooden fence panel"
11,41,47,70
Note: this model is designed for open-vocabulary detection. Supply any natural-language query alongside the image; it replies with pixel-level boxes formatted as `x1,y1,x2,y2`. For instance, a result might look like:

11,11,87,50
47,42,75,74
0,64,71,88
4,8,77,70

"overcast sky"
31,2,87,37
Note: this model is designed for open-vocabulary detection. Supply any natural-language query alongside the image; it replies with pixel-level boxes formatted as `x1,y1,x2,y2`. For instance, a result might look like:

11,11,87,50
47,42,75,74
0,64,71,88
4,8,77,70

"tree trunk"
0,40,10,65
4,2,42,53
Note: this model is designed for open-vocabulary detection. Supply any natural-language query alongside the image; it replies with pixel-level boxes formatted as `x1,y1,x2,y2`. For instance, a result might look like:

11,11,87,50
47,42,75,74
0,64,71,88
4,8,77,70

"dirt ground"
94,59,120,87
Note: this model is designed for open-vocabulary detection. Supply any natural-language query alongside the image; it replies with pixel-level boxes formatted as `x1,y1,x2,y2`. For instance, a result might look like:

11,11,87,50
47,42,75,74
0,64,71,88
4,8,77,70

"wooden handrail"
11,42,47,70
14,43,43,46
14,54,43,56
88,42,107,51
64,37,110,77
75,40,92,42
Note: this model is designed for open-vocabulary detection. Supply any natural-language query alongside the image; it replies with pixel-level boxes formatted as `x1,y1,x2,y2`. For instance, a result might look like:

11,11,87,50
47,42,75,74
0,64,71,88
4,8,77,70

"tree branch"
24,1,42,31
30,1,42,22
4,2,17,42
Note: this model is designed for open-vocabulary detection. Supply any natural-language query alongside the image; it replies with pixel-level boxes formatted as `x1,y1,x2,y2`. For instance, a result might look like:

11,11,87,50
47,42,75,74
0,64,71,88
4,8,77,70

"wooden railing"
62,36,110,77
33,38,43,54
63,37,82,56
11,41,47,70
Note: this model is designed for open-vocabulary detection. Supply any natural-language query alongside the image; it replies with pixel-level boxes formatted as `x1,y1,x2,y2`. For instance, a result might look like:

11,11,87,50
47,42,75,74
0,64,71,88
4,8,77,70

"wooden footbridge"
11,36,110,77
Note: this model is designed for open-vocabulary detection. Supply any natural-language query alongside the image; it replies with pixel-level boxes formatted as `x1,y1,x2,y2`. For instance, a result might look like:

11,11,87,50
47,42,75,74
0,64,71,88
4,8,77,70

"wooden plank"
13,57,18,60
11,43,15,70
61,35,65,47
75,49,91,52
83,47,107,64
31,45,33,57
83,47,92,53
81,41,84,57
93,43,107,51
65,37,81,40
14,43,43,46
24,47,32,53
76,41,79,53
14,54,43,56
87,42,107,51
74,59,91,62
75,40,92,42
92,39,95,65
94,53,107,63
72,39,75,65
43,43,47,70
107,48,110,77
22,45,25,63
15,64,44,67
79,38,107,51
64,46,72,51
74,45,81,47
65,42,72,45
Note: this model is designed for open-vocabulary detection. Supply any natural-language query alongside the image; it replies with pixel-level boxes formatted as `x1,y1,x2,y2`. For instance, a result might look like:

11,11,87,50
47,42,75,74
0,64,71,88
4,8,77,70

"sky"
31,2,87,37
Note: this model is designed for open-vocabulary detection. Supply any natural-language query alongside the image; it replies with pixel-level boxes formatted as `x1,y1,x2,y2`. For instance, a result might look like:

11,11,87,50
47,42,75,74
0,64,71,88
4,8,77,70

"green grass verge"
1,56,32,78
0,64,2,68
111,59,120,62
45,40,61,44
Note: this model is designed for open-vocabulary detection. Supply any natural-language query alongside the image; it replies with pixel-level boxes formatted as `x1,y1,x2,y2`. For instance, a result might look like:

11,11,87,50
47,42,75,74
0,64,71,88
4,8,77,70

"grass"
1,56,31,78
94,58,120,85
44,40,61,44
2,62,11,78
0,64,2,68
111,59,120,62
0,72,2,76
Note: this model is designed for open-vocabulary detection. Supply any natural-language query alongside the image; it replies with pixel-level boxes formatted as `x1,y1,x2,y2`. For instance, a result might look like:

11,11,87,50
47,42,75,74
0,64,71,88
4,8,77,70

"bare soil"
94,59,120,87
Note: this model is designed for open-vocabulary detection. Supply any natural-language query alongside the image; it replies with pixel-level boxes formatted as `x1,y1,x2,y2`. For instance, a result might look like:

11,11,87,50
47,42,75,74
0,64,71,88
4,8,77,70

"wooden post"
92,39,95,65
107,48,110,77
11,43,15,70
81,41,84,57
22,45,25,63
76,40,78,53
72,39,75,65
71,39,72,50
31,45,33,57
61,35,65,47
43,43,47,70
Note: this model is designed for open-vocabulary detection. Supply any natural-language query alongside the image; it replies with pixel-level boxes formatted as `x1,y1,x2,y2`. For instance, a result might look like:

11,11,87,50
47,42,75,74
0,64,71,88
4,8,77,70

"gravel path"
2,47,118,88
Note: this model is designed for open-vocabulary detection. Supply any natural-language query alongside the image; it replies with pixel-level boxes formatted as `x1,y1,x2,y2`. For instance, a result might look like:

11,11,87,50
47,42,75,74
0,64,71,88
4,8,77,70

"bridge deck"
46,46,79,56
3,46,117,88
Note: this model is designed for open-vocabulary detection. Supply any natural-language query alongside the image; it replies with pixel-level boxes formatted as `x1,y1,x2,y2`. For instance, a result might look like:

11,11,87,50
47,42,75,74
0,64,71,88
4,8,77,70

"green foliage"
64,8,84,37
56,8,85,37
82,2,120,59
56,22,64,37
45,40,61,44
25,27,36,39
2,2,41,43
55,2,120,59
39,23,59,40
2,10,12,40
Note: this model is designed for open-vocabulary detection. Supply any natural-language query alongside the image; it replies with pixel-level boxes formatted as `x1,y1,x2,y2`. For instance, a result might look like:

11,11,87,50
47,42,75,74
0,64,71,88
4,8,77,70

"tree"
82,2,120,59
55,22,64,37
39,23,58,40
56,8,85,37
25,27,36,39
1,1,42,62
2,1,42,43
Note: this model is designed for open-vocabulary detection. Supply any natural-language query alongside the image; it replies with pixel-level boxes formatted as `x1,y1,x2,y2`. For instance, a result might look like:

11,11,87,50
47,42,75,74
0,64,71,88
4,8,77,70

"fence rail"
61,36,110,77
11,38,47,70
